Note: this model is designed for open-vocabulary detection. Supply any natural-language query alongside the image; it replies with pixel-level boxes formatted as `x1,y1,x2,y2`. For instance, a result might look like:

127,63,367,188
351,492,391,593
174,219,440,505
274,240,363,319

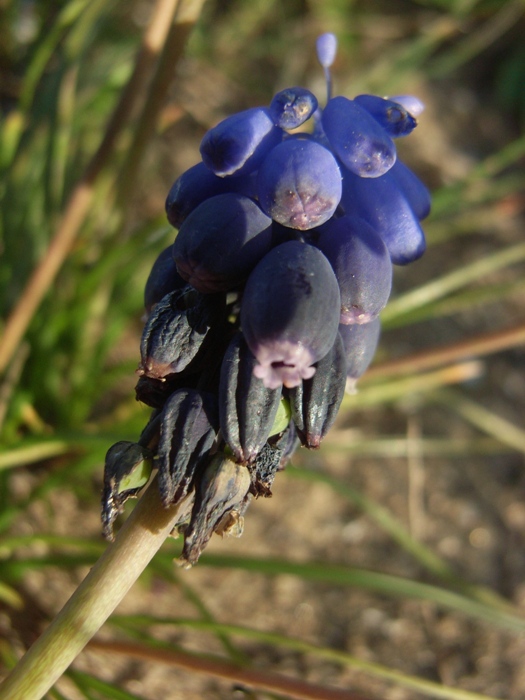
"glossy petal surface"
315,215,392,323
269,87,318,130
173,193,272,293
165,161,255,229
200,107,282,177
241,241,341,389
388,159,431,220
341,167,426,264
322,96,396,178
388,94,425,117
257,138,342,230
144,245,186,314
339,317,381,392
354,94,417,138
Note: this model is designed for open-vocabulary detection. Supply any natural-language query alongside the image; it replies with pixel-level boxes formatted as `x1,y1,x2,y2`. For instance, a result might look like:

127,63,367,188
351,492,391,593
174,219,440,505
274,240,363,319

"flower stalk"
0,475,188,700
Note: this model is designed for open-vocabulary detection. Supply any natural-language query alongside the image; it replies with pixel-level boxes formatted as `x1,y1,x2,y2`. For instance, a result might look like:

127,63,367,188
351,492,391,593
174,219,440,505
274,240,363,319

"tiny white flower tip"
389,94,425,117
316,33,338,69
251,340,317,389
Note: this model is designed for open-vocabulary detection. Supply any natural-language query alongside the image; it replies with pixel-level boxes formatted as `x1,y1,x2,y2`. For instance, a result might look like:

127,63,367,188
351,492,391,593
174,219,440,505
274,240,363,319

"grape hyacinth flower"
354,94,417,138
269,87,318,130
257,138,342,230
103,32,430,566
322,96,397,177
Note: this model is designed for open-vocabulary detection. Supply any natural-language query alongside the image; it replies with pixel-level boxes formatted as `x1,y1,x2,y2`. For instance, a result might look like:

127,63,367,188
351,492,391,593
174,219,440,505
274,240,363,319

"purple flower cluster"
102,34,430,566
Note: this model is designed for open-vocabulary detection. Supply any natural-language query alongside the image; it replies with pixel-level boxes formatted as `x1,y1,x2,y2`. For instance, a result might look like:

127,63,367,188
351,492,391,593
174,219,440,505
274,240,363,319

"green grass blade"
319,435,511,458
68,670,146,700
0,582,23,609
287,464,519,614
341,362,483,408
289,464,454,580
19,0,93,113
196,554,525,636
0,442,71,472
427,1,524,78
382,278,525,329
382,242,525,323
430,134,525,219
4,543,524,636
431,388,525,454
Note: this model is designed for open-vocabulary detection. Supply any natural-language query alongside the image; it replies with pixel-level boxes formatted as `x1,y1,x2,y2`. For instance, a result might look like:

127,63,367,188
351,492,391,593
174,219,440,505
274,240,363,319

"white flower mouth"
251,340,316,389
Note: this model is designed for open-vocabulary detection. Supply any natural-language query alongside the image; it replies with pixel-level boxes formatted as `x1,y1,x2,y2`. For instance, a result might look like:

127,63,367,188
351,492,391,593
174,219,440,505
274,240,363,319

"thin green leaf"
382,242,525,323
68,669,146,700
0,581,24,610
196,554,525,636
341,362,483,408
431,388,525,455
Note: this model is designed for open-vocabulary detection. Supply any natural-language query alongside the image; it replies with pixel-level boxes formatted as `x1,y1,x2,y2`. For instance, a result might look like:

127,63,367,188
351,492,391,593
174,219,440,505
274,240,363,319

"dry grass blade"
88,639,373,700
0,0,183,377
431,388,525,455
365,319,525,380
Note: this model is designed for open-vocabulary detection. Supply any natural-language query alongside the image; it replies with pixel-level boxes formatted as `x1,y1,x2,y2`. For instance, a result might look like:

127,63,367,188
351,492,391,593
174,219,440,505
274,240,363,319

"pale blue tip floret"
316,32,338,69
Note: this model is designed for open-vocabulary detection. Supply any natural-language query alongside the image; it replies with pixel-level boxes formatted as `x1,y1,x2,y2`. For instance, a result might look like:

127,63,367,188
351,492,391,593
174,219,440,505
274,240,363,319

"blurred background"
1,0,525,698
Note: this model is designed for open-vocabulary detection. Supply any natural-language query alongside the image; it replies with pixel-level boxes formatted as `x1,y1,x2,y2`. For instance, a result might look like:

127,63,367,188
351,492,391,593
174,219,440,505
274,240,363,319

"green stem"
0,477,186,700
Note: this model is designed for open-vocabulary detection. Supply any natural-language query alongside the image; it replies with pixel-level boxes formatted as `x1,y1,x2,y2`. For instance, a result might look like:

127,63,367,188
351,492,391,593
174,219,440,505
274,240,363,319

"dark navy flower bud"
173,193,273,294
138,286,226,379
219,332,283,465
288,332,347,448
157,389,219,506
269,87,318,130
257,138,342,230
354,94,417,138
240,241,341,389
315,215,392,324
165,161,256,229
341,167,426,264
322,96,396,178
200,107,282,178
144,245,187,314
339,317,381,392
